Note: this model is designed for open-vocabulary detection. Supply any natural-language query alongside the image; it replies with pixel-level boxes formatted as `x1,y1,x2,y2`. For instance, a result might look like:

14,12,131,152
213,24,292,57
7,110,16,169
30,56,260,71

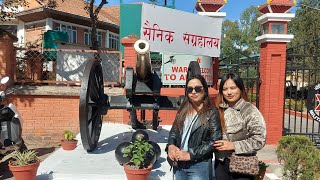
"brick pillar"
259,42,287,144
257,1,295,144
121,35,139,125
0,33,17,87
121,35,139,70
212,57,219,89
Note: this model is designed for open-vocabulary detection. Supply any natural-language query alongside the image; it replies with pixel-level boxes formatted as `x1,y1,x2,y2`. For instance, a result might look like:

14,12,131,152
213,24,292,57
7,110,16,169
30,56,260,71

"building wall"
7,94,180,147
24,25,46,45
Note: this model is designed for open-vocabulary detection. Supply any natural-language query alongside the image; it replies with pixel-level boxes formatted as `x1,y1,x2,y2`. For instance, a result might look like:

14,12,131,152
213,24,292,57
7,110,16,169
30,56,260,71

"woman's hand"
213,140,235,151
168,145,180,161
175,150,191,161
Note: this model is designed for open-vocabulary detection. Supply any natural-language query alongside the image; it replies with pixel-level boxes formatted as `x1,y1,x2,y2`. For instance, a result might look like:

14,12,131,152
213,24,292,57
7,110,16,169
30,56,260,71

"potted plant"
6,148,40,180
122,134,155,180
61,130,78,151
255,161,269,180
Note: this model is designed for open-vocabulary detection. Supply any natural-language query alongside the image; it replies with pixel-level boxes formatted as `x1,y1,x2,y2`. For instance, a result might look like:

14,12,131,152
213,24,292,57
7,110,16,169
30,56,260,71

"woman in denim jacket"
213,73,266,180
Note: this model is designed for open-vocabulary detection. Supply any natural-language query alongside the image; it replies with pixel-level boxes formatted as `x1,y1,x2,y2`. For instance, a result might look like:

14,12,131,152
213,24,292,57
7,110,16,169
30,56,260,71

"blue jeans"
174,161,210,180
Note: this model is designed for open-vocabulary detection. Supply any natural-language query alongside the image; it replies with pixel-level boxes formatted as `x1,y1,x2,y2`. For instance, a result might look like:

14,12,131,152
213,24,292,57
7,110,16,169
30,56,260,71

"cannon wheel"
79,59,104,152
187,61,201,79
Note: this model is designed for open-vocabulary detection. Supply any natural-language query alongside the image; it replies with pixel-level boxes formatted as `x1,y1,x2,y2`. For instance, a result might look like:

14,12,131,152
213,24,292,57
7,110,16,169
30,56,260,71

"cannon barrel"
134,40,152,82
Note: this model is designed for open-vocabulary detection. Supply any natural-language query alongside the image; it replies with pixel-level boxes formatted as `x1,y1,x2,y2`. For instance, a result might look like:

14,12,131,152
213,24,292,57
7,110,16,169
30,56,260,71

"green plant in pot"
4,147,40,180
254,161,269,180
122,134,155,180
61,130,78,151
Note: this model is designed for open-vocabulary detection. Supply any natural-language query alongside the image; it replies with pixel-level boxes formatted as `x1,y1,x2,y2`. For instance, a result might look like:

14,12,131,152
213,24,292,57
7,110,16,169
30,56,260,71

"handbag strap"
180,114,198,148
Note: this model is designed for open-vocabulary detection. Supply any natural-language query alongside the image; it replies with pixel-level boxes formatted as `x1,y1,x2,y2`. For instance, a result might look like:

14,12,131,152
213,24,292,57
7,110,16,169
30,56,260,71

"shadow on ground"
91,127,170,154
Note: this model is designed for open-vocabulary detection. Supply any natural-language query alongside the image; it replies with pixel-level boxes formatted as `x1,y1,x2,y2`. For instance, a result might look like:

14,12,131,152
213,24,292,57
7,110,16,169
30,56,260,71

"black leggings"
214,158,254,180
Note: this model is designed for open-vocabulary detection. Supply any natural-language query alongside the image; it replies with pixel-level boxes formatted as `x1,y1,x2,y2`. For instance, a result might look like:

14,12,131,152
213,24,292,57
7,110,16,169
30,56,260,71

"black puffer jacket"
166,107,222,163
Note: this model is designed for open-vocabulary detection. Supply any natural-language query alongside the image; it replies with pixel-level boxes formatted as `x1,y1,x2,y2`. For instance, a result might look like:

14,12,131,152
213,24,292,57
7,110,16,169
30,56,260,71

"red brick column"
0,34,16,87
121,36,139,124
256,1,295,144
212,57,219,89
259,42,287,144
121,36,139,70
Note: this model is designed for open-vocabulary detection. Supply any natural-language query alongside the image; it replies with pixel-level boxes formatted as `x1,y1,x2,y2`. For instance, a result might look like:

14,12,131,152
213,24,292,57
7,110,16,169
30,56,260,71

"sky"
106,0,298,21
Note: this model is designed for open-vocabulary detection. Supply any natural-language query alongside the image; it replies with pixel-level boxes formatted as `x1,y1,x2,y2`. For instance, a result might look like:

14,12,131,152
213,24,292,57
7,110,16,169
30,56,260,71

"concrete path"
37,123,173,180
36,123,283,180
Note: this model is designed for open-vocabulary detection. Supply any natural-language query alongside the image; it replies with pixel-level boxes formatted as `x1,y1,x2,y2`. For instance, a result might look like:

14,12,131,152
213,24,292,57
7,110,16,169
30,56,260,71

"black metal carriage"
79,39,201,152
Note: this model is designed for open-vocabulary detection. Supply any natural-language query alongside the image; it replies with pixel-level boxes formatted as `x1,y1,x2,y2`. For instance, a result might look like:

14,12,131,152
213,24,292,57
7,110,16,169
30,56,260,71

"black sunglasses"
187,86,203,94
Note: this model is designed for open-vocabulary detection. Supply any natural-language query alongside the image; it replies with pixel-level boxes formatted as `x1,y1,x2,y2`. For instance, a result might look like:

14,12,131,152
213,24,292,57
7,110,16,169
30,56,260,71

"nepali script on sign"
140,4,223,57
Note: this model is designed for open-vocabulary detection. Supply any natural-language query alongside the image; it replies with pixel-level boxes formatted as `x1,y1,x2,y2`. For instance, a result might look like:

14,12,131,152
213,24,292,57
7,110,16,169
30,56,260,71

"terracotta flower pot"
256,170,266,180
61,140,78,151
9,160,40,180
124,163,152,180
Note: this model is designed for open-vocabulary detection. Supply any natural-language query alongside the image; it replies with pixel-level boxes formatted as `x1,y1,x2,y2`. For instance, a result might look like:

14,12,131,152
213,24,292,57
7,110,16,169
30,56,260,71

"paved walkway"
36,123,283,180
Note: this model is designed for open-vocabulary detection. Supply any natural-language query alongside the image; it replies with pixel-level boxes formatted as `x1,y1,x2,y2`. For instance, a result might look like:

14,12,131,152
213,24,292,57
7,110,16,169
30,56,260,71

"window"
55,23,77,43
271,23,284,34
84,29,90,45
108,33,119,50
84,29,102,47
263,24,268,34
25,22,45,31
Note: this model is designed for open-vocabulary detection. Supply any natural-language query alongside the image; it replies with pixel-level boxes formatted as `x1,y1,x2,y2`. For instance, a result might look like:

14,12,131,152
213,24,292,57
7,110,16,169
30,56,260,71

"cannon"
79,39,201,152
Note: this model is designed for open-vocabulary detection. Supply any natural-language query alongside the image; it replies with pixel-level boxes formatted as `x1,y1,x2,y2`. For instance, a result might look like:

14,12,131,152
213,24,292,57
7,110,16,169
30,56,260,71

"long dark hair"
216,72,248,132
176,74,212,131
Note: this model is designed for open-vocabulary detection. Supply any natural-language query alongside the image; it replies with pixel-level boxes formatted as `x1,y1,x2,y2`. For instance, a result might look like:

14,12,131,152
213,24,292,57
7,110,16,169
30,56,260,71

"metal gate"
284,38,320,147
219,51,260,107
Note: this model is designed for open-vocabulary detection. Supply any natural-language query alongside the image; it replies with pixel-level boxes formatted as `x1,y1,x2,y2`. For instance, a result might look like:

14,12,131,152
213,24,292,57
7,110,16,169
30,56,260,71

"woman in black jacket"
166,74,222,180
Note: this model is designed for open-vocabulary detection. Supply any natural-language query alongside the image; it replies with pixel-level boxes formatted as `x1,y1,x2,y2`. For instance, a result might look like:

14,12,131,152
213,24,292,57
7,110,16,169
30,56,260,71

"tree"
220,6,261,60
287,0,320,85
220,19,241,61
238,5,262,55
289,0,320,47
0,0,60,22
84,0,108,51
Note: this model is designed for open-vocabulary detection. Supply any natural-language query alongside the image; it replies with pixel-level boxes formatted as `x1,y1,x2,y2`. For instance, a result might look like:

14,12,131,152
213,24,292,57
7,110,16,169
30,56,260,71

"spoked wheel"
79,59,104,152
187,61,201,79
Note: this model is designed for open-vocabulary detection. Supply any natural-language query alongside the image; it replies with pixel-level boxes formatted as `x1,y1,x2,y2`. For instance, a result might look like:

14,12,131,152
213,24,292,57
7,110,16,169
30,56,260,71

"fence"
284,38,320,147
219,51,260,107
15,48,122,86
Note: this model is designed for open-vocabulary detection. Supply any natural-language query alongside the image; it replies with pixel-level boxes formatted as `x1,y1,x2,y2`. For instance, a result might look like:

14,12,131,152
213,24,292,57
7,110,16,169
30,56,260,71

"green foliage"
289,0,320,47
276,135,320,180
258,161,269,172
247,91,257,102
0,0,62,22
123,137,154,169
254,161,269,180
285,99,307,112
221,6,262,59
63,130,76,141
9,149,38,166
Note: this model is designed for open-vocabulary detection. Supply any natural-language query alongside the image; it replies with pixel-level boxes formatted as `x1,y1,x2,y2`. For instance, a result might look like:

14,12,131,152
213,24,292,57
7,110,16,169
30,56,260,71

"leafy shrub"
276,135,320,180
123,135,154,169
285,99,307,112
